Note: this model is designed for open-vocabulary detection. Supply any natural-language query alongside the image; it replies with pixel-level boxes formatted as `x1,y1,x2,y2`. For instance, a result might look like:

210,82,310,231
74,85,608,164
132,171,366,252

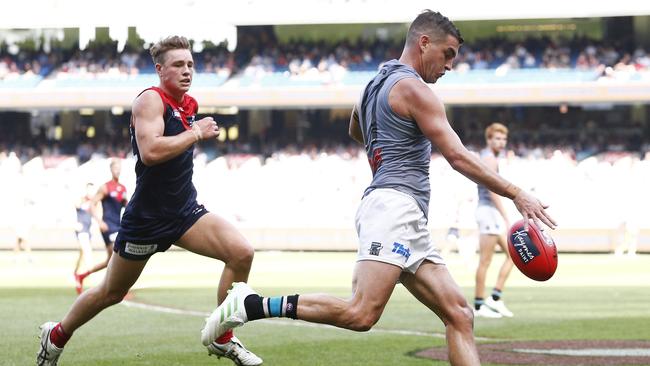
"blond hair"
149,36,191,65
485,122,508,140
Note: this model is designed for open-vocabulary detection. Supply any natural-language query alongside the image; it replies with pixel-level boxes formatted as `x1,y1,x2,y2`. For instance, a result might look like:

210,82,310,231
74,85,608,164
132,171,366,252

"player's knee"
478,256,492,267
99,286,129,306
446,302,474,332
230,244,254,269
106,291,128,306
345,307,380,332
240,245,255,265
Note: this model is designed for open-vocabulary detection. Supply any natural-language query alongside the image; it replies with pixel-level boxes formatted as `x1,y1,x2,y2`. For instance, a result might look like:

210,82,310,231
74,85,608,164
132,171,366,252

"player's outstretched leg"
36,253,148,365
202,260,402,360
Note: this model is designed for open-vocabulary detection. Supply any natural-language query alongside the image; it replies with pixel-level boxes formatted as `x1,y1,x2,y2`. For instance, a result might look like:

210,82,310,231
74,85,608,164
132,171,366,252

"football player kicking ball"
201,10,555,366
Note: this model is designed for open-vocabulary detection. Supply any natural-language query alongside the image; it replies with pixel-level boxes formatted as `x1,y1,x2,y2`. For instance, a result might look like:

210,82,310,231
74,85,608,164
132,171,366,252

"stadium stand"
2,36,649,90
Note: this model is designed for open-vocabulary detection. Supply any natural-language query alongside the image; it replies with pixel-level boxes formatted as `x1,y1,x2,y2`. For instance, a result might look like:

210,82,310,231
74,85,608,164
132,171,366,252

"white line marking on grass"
121,299,208,317
121,299,469,339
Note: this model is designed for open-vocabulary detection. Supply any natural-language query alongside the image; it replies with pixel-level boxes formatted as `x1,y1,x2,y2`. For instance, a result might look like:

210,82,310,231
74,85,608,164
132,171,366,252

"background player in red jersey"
74,158,128,294
37,36,261,366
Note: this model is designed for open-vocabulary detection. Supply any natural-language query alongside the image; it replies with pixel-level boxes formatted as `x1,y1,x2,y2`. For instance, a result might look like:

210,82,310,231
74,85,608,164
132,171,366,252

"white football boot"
201,282,256,346
485,297,514,317
473,304,503,318
207,336,263,365
37,322,64,366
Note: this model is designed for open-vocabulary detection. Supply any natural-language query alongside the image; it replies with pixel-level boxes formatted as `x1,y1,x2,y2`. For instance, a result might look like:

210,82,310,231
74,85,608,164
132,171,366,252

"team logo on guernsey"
392,242,411,259
172,109,181,119
369,242,383,256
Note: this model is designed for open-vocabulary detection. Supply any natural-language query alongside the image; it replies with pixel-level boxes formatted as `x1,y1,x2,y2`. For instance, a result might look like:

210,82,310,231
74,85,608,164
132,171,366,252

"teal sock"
244,294,299,320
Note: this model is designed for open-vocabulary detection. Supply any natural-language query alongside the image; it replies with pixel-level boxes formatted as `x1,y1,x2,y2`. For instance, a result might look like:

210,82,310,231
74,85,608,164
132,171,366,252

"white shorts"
475,205,505,235
355,188,444,274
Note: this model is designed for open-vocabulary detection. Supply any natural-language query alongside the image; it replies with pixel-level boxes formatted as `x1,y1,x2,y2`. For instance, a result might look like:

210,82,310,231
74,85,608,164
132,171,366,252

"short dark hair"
149,36,191,65
407,10,463,45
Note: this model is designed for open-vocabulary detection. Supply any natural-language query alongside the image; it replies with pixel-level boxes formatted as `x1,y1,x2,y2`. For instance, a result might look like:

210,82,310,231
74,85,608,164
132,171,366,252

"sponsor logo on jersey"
124,242,158,256
392,242,411,259
369,242,383,256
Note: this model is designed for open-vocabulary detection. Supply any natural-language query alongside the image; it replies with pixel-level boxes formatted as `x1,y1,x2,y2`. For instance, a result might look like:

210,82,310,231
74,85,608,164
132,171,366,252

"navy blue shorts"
114,202,209,261
101,226,120,246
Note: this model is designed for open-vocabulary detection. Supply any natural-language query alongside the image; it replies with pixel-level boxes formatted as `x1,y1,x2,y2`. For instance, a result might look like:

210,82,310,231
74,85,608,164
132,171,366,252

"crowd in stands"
237,28,402,79
453,36,650,72
2,33,649,83
56,43,147,78
0,47,61,80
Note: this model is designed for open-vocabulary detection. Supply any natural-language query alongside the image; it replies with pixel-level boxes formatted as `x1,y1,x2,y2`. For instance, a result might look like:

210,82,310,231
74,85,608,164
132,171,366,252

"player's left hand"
194,117,220,140
512,190,556,231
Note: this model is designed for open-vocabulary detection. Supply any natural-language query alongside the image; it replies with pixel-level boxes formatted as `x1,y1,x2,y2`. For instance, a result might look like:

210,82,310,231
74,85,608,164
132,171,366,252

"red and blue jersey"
101,180,127,232
120,87,199,237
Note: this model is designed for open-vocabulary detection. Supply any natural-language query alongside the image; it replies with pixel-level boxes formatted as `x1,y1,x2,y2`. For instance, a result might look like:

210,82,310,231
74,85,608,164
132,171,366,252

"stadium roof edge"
2,0,650,29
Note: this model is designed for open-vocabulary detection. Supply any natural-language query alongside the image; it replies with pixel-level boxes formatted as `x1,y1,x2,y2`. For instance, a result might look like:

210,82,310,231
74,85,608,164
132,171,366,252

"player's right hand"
194,117,220,140
99,221,109,232
512,190,557,231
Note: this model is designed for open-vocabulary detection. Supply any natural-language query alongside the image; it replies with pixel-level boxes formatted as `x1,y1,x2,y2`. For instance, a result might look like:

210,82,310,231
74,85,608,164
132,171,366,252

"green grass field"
2,250,650,365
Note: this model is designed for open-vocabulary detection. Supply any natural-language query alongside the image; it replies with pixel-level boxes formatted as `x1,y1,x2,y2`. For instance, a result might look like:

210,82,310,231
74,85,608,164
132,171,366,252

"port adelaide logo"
369,242,383,256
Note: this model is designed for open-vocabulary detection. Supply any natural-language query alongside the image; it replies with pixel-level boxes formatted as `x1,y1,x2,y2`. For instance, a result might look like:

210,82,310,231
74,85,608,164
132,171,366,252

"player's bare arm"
132,90,219,166
392,78,556,230
348,104,364,144
89,185,108,232
483,154,510,226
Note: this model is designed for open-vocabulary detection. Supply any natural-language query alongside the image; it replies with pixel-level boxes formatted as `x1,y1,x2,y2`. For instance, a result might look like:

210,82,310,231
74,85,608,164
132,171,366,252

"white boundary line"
121,299,452,339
